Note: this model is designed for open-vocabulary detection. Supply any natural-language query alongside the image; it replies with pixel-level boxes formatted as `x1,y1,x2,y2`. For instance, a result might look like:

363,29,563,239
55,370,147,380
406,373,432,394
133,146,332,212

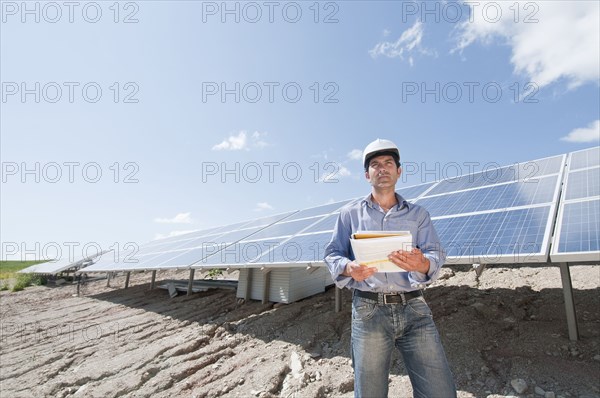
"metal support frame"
187,269,195,296
559,263,579,341
150,270,156,290
124,272,131,288
335,287,342,312
473,263,487,279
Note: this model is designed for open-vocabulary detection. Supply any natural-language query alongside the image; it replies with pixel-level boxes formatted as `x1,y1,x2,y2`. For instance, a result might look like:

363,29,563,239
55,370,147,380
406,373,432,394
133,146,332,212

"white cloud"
369,21,435,64
154,212,193,224
454,1,600,89
252,131,269,148
212,131,248,151
561,120,600,143
153,230,197,240
212,130,270,151
254,202,273,212
348,149,362,160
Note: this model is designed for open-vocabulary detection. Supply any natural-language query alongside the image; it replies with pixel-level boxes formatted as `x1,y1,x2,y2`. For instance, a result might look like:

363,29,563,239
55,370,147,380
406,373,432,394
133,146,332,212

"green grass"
0,261,48,291
0,261,45,279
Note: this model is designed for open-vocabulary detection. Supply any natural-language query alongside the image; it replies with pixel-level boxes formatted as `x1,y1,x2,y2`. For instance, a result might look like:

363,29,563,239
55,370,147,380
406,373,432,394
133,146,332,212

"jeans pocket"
407,296,433,317
352,299,378,322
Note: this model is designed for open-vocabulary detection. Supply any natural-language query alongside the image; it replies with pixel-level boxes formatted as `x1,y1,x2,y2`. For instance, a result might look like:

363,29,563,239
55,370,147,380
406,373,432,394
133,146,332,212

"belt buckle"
383,293,406,305
383,293,405,305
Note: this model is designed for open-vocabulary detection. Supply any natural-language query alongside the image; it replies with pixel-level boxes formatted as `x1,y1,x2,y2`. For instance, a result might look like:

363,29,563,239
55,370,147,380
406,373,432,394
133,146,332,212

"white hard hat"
362,138,400,170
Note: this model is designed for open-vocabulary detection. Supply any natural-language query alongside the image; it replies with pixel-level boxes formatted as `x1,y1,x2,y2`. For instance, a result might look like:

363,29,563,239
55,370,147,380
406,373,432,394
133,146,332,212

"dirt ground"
1,264,599,398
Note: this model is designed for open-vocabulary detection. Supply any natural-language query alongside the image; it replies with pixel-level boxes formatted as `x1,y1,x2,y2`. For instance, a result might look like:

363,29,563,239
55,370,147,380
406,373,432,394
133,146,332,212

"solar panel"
84,211,298,272
191,198,349,268
283,200,353,222
569,146,600,170
426,155,563,196
414,154,566,264
197,215,332,267
551,147,600,262
19,252,101,275
302,214,338,233
434,206,553,264
396,182,436,200
254,232,333,265
417,176,558,218
564,168,600,200
555,200,600,254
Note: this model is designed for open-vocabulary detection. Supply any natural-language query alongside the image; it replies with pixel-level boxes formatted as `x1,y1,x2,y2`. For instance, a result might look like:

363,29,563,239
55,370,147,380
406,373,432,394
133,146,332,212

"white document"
350,231,413,273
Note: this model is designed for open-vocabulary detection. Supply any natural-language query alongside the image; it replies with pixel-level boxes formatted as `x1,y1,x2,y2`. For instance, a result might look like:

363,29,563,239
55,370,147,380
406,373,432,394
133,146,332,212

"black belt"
354,289,423,305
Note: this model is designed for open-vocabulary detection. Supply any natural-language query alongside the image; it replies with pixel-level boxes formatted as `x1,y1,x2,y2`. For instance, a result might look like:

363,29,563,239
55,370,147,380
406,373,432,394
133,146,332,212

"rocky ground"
0,264,599,398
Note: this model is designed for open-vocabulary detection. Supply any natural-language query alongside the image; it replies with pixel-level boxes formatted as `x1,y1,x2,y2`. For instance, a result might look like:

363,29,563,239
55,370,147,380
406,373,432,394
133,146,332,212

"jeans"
351,293,456,398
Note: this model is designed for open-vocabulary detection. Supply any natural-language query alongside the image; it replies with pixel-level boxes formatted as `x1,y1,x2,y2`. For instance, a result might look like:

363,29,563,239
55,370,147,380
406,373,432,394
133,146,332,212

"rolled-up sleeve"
408,208,447,287
323,211,354,289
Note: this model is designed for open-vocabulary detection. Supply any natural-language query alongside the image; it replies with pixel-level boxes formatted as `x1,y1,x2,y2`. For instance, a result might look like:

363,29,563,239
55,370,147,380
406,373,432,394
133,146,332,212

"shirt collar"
362,192,410,211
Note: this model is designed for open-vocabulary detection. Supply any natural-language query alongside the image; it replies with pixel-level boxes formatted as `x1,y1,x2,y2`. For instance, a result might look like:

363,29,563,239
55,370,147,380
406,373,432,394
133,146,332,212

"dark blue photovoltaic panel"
396,182,435,200
433,206,550,260
426,156,563,196
284,200,352,221
199,239,284,265
557,200,600,254
565,168,600,200
302,214,338,233
418,176,557,217
256,232,332,263
570,147,600,170
240,218,320,241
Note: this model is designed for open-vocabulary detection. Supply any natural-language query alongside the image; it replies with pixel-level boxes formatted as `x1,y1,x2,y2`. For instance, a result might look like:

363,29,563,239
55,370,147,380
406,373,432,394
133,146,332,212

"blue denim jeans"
351,293,456,398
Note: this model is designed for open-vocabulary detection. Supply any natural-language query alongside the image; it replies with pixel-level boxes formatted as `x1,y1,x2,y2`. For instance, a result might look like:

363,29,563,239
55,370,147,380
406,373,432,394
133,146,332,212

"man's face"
365,154,402,189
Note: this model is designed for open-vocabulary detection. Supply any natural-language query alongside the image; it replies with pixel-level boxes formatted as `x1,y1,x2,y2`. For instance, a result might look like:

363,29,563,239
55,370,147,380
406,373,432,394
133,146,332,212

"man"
324,138,456,398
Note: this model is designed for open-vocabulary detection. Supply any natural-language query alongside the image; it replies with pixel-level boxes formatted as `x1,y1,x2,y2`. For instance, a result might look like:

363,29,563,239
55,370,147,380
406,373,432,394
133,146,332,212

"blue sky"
1,1,599,261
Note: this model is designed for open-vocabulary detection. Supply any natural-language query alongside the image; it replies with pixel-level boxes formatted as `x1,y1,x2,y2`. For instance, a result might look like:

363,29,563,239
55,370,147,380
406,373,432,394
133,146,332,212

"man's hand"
342,261,377,281
388,248,430,274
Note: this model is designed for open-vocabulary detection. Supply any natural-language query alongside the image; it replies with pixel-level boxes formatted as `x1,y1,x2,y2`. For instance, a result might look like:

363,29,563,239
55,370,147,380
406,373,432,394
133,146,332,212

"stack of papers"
350,231,413,273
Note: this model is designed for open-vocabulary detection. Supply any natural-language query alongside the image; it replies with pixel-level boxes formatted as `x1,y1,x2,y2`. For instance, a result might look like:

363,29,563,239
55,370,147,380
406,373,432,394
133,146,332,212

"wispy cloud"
561,120,600,143
154,212,193,224
348,149,362,160
254,202,274,212
212,130,270,151
369,21,435,65
453,1,600,89
252,131,269,148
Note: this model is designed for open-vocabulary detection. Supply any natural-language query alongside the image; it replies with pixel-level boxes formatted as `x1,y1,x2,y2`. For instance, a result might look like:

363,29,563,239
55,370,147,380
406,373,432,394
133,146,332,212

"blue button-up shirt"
323,193,446,292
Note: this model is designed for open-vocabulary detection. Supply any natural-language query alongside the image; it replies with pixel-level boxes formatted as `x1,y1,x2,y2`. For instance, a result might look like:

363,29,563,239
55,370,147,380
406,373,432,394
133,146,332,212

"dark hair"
364,150,400,171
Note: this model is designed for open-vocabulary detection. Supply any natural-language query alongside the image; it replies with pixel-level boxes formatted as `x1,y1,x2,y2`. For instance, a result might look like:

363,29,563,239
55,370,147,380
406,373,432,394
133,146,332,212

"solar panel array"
75,147,599,274
416,154,566,264
551,147,600,262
